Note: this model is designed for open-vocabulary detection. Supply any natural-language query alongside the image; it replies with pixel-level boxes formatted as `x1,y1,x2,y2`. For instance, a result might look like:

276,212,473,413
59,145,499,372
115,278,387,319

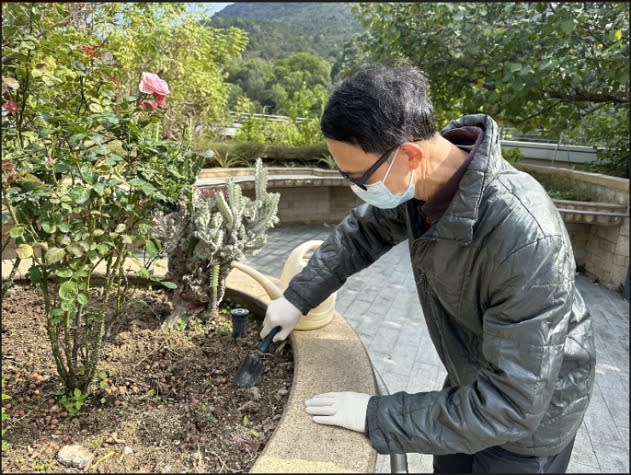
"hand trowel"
233,326,281,387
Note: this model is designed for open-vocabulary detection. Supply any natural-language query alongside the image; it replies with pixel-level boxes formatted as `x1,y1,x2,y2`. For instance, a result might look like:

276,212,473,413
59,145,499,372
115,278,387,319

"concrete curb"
226,268,377,473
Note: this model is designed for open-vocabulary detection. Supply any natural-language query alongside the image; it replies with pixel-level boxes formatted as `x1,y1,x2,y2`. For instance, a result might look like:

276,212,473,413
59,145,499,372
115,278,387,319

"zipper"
413,240,460,382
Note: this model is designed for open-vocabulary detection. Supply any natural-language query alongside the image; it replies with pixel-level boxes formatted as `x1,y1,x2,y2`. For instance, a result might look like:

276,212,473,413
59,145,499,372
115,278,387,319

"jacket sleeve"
366,235,574,455
283,202,408,314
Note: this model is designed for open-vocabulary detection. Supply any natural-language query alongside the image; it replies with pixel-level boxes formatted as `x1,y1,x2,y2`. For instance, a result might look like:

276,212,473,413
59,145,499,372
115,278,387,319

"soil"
1,280,293,473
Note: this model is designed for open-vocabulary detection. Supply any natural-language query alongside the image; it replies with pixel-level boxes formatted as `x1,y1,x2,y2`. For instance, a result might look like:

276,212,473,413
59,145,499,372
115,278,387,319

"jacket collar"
420,114,502,244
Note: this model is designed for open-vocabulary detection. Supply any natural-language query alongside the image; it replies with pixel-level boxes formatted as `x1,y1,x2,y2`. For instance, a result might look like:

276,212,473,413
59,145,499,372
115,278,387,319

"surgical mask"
350,148,416,209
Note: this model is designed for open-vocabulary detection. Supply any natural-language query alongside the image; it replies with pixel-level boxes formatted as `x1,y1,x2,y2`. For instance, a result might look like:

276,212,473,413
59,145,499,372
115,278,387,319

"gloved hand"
260,296,302,342
304,391,371,433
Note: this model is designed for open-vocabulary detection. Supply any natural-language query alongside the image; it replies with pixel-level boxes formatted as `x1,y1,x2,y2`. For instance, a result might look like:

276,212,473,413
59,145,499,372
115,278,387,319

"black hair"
320,65,436,154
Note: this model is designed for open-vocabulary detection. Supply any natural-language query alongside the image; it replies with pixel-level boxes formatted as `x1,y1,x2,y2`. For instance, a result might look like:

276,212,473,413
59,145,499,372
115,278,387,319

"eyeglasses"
336,144,400,191
336,139,422,190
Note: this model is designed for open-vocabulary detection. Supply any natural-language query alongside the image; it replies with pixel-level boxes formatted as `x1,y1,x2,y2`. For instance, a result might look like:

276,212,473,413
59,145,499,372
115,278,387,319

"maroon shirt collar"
413,126,484,228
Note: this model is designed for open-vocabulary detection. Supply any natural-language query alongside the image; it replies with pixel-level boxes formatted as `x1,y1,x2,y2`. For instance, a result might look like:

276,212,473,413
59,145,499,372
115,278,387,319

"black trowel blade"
232,326,281,388
233,354,265,388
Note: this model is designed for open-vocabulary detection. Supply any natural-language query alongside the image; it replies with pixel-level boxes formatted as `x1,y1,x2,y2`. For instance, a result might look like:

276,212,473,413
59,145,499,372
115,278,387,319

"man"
259,65,595,473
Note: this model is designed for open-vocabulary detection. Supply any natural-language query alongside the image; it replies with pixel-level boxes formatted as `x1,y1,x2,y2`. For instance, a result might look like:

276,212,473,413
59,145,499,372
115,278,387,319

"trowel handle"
258,326,281,353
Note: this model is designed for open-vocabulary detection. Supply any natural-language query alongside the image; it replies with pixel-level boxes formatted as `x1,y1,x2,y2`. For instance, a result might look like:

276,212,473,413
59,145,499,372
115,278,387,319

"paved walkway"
245,224,630,474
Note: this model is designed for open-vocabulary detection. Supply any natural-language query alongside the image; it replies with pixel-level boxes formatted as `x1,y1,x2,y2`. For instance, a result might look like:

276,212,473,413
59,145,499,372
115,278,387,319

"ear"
400,142,424,169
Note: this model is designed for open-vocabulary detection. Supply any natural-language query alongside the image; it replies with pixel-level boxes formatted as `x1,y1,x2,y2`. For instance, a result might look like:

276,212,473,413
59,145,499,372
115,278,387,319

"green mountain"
212,2,361,61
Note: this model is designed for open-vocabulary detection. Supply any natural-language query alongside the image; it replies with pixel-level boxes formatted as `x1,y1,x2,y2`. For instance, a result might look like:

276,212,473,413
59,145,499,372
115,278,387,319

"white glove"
304,392,371,433
260,296,302,342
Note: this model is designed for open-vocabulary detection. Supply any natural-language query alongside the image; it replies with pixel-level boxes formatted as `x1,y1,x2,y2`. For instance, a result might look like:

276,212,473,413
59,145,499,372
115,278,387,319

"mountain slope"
212,2,361,60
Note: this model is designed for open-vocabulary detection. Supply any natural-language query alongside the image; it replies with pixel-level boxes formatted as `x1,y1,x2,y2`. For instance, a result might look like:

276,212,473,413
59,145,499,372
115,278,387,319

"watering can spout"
230,240,336,331
231,261,284,300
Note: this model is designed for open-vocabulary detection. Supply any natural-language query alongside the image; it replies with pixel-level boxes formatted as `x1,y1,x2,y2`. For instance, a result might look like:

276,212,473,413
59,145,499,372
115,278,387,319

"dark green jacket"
284,114,595,456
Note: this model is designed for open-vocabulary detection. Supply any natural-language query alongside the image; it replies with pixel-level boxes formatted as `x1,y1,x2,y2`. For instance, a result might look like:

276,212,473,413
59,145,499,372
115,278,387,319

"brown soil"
1,281,292,473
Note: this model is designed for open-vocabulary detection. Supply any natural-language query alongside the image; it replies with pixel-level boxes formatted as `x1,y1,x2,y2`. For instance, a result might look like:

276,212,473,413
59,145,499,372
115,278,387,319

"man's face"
327,139,413,195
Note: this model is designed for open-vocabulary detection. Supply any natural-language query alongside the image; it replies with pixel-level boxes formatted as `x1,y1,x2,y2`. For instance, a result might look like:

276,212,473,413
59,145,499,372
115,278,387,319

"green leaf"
69,133,87,148
160,280,178,289
89,103,103,113
507,63,522,73
8,226,24,238
16,244,33,259
55,268,73,278
45,247,65,264
66,242,85,258
560,18,574,34
59,280,79,301
115,223,127,233
29,266,42,285
61,299,76,312
145,239,157,258
77,293,89,306
2,212,10,225
50,307,63,317
42,222,57,234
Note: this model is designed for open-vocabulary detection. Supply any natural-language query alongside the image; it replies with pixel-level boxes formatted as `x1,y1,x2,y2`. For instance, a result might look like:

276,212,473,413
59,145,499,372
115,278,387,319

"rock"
57,444,94,469
238,400,258,412
123,446,134,456
106,432,126,444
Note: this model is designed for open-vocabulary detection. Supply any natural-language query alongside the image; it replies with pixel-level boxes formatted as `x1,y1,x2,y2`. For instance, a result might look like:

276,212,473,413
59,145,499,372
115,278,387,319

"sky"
185,3,233,17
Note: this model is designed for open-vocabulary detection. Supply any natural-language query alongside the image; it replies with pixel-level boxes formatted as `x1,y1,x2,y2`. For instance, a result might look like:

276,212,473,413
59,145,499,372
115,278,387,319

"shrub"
194,140,330,168
1,5,201,395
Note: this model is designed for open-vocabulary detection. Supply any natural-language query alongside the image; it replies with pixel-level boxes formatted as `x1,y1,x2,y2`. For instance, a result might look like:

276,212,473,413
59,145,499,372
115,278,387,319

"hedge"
194,141,332,168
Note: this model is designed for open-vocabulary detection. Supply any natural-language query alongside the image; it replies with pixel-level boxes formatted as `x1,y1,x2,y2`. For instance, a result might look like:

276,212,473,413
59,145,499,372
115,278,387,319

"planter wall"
518,164,629,290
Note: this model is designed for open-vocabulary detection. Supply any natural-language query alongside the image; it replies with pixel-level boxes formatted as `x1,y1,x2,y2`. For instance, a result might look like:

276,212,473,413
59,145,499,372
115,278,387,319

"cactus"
151,158,280,328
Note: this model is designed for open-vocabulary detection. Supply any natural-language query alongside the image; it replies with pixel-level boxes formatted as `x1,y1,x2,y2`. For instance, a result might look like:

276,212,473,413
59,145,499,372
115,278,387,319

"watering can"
231,240,336,330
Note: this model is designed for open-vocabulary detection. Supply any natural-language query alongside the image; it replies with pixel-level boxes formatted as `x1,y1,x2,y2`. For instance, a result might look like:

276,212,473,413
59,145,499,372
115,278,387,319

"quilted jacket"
284,114,596,456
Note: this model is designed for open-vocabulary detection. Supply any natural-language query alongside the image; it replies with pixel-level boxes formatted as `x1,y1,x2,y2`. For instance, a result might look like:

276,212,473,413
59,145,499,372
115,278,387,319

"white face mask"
350,147,416,209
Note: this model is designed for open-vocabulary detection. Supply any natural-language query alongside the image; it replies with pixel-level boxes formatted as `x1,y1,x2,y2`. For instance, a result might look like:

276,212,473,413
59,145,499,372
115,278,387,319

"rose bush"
1,4,205,399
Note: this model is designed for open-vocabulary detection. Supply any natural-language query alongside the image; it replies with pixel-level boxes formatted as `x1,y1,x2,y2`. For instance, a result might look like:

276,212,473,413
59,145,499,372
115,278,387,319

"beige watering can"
231,240,336,330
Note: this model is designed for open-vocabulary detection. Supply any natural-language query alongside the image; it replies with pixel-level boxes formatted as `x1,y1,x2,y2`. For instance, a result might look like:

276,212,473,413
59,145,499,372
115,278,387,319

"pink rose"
3,100,17,113
154,94,167,108
139,99,158,112
1,159,15,171
138,72,169,97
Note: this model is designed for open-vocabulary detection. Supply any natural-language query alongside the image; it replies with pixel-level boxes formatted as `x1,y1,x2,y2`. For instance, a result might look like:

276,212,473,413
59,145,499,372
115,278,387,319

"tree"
225,52,332,116
350,2,629,175
101,3,248,138
267,52,331,116
226,57,276,110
